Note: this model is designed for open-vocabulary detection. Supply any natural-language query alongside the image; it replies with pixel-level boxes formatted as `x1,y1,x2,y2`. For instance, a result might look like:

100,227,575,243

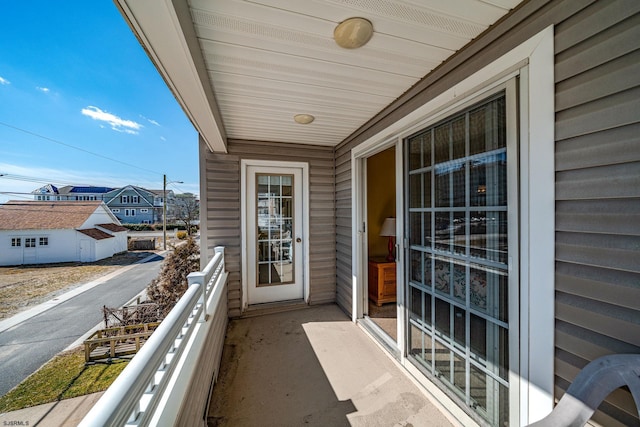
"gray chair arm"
528,354,640,427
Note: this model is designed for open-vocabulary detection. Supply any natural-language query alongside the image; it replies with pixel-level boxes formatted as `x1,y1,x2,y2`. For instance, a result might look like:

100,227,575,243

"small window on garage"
39,237,49,246
11,238,21,247
25,238,36,248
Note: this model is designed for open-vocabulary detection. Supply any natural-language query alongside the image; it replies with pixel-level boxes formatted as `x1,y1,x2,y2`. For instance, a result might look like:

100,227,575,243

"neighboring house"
31,184,182,224
0,201,127,266
32,184,114,201
113,1,639,426
171,192,199,225
149,189,177,222
103,185,170,224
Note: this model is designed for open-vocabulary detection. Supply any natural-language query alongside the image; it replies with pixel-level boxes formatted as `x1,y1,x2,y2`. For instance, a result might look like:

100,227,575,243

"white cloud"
36,86,50,93
81,106,143,134
0,76,10,85
140,114,160,127
160,136,166,141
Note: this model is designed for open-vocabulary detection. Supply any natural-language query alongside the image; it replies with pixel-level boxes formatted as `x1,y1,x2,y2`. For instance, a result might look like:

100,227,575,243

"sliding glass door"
406,92,514,426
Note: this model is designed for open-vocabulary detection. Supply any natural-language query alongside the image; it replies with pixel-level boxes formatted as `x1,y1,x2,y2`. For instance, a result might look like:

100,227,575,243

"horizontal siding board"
555,162,640,200
556,198,640,235
227,139,333,158
555,276,640,312
555,212,640,235
556,294,640,345
556,239,640,274
556,264,640,311
555,85,640,141
555,321,640,364
335,180,351,193
554,0,640,53
555,49,640,112
555,13,640,82
555,123,640,171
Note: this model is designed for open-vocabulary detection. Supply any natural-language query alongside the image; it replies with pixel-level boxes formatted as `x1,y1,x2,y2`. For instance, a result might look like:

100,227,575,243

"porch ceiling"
116,0,523,152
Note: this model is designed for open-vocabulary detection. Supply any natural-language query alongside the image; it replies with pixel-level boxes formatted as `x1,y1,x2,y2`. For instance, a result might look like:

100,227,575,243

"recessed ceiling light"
294,114,315,124
334,17,373,49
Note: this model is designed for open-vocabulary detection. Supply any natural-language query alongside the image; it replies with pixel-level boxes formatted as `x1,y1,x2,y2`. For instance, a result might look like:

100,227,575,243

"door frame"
352,139,405,352
240,159,310,310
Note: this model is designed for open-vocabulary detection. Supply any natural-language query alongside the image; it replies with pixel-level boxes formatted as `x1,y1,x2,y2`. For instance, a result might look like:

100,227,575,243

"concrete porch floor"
208,304,456,427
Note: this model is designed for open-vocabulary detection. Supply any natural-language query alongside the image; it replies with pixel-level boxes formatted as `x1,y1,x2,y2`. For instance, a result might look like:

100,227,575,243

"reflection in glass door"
406,93,512,426
256,174,294,286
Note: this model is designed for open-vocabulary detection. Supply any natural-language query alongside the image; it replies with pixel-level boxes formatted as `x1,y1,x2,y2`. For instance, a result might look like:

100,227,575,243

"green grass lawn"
0,347,128,413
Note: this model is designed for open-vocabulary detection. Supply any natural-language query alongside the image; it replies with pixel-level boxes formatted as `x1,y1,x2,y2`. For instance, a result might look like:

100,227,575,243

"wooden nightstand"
368,258,397,306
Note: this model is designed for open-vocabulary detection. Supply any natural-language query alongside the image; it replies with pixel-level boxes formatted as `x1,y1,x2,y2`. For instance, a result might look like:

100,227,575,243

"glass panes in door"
406,94,511,426
256,174,294,286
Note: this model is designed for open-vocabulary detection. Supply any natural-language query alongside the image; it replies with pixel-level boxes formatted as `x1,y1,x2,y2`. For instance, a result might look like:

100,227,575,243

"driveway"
0,254,164,397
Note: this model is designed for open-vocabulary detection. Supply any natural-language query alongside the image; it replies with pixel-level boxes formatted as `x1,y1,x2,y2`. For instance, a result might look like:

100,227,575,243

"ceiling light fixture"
334,17,373,49
294,114,315,124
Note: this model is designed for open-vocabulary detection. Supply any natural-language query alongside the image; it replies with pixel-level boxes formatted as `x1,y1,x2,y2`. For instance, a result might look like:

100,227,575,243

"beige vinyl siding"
333,0,639,425
554,2,640,426
202,139,335,317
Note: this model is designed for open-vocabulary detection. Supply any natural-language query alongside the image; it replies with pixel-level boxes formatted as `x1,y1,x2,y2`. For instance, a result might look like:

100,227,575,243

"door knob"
296,237,302,243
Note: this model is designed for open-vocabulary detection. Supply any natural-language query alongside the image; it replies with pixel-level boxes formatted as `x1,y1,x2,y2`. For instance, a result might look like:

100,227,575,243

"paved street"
0,254,164,397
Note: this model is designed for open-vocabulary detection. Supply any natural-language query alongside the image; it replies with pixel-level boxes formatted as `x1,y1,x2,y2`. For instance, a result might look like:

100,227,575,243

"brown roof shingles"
0,201,103,230
97,223,128,233
77,228,114,240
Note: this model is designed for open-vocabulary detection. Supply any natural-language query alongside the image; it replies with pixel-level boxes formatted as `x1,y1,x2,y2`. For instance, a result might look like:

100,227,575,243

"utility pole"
163,174,183,250
163,174,167,250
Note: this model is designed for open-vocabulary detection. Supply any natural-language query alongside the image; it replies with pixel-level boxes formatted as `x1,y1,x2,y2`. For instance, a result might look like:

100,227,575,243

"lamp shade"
379,217,396,237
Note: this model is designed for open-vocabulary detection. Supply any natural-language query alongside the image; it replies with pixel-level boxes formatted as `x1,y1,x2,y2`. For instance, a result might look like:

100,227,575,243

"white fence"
79,247,228,427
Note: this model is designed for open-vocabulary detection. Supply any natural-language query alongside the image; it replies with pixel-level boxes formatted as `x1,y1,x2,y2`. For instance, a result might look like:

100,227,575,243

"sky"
0,1,199,204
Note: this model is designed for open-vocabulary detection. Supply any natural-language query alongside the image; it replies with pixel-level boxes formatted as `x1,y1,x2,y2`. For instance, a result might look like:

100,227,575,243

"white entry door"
80,239,91,262
23,237,37,264
246,165,304,304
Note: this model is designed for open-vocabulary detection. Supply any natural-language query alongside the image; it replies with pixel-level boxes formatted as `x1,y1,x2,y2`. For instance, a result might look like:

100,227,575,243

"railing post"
215,246,226,272
187,271,206,323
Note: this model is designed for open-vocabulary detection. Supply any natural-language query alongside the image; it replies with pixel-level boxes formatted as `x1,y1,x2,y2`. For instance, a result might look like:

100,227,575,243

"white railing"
79,247,228,427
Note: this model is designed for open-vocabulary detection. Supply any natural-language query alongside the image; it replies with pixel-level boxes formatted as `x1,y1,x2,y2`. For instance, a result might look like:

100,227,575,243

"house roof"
97,223,129,233
0,201,104,230
32,184,59,195
77,228,114,240
104,185,155,206
116,0,523,152
70,186,114,194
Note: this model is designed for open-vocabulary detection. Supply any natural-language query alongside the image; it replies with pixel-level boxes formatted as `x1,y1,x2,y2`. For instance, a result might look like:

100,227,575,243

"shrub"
122,223,154,231
146,238,200,316
176,231,187,240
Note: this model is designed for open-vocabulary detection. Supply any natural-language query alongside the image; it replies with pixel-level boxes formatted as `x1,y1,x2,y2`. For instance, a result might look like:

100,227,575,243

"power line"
0,172,163,192
0,173,90,187
0,121,164,176
0,192,33,200
167,182,190,194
